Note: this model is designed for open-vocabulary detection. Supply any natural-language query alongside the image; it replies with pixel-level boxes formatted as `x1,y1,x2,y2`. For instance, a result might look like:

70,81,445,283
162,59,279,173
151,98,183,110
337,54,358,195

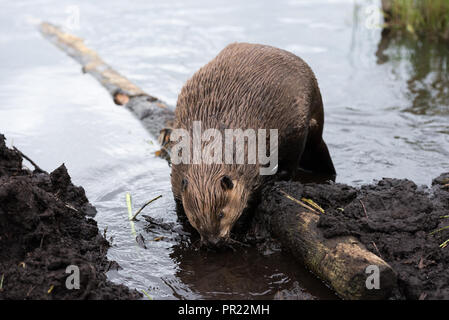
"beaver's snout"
200,235,228,248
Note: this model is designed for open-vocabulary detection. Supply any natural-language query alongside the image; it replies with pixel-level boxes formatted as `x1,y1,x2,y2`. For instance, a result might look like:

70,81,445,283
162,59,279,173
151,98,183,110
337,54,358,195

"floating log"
40,22,175,138
38,22,397,299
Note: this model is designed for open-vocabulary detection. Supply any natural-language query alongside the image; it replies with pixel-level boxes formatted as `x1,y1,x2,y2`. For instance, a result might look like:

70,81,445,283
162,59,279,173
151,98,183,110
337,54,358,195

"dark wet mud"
0,134,141,300
258,175,449,300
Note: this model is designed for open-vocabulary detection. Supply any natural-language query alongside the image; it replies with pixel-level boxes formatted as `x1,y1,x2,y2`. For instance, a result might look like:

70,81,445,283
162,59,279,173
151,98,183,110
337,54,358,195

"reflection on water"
0,0,448,300
377,34,449,116
168,243,337,300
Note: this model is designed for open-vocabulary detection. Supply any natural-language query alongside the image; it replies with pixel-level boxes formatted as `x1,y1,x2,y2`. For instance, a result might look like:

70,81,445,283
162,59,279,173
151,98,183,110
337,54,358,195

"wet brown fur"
171,43,335,245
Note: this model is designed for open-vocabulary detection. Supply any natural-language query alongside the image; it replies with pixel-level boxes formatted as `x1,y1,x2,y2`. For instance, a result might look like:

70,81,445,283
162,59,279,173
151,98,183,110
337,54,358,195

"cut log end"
113,92,130,105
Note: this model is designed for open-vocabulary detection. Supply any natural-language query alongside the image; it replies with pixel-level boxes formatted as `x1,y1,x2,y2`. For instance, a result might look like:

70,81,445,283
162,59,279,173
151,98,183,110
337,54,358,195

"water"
0,0,448,299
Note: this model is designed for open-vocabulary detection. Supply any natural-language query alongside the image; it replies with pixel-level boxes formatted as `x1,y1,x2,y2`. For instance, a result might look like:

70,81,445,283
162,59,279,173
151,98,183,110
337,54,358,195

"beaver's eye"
218,212,224,220
220,175,233,190
181,178,188,191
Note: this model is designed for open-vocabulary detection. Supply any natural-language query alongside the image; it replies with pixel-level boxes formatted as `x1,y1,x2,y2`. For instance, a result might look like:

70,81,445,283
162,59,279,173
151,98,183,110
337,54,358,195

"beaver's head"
179,166,248,247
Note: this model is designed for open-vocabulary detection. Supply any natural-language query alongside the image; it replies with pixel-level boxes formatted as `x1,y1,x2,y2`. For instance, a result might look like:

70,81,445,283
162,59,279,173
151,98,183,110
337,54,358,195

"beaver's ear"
220,176,234,190
181,178,188,191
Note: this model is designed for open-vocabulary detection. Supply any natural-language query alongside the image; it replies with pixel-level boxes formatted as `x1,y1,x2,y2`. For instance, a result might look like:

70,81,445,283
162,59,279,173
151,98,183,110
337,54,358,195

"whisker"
228,238,250,248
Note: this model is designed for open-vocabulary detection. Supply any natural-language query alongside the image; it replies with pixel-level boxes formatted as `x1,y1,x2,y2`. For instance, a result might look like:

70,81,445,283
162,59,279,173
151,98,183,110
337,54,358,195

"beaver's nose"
201,236,226,248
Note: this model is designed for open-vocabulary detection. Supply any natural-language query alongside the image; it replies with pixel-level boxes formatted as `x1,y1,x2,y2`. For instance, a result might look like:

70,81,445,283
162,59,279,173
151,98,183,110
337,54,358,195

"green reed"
386,0,449,39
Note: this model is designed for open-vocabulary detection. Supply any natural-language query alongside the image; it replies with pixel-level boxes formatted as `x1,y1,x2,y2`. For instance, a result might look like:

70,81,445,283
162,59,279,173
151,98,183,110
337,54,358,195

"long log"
38,22,397,299
40,22,175,138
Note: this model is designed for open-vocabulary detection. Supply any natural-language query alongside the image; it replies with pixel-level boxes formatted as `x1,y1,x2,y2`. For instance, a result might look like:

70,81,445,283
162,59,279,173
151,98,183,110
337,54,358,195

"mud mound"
259,176,449,300
0,134,141,300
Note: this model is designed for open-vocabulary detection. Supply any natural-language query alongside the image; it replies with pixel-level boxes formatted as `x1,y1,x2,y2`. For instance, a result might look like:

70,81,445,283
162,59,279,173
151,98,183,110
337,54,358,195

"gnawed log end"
113,92,130,105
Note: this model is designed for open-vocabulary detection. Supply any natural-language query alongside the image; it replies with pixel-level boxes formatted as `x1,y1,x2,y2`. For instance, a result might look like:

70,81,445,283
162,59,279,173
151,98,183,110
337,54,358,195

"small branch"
359,199,368,219
228,238,250,248
371,241,382,258
39,234,45,249
13,147,46,173
279,189,320,215
126,193,137,239
26,285,35,297
430,225,449,235
131,195,162,221
142,289,153,300
301,197,325,214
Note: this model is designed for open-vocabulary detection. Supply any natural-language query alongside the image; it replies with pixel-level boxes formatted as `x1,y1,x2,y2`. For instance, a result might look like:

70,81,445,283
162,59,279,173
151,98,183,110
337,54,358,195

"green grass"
386,0,449,39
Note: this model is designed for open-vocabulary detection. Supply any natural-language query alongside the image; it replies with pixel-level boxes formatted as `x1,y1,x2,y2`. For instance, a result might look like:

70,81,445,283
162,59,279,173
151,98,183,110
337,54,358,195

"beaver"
170,43,335,247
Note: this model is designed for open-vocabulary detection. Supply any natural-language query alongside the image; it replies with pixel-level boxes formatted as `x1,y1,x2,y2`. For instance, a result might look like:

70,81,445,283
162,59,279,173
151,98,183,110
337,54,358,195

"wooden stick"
359,199,369,219
130,195,162,221
13,147,46,173
278,189,320,215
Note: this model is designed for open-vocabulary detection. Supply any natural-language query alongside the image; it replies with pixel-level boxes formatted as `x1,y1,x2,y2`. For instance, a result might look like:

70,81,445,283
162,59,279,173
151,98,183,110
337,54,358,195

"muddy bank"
0,134,141,300
257,175,449,300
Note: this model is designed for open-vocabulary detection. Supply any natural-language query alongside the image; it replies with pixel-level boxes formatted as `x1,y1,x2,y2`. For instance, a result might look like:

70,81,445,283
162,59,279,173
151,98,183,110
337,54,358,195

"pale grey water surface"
0,0,448,299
